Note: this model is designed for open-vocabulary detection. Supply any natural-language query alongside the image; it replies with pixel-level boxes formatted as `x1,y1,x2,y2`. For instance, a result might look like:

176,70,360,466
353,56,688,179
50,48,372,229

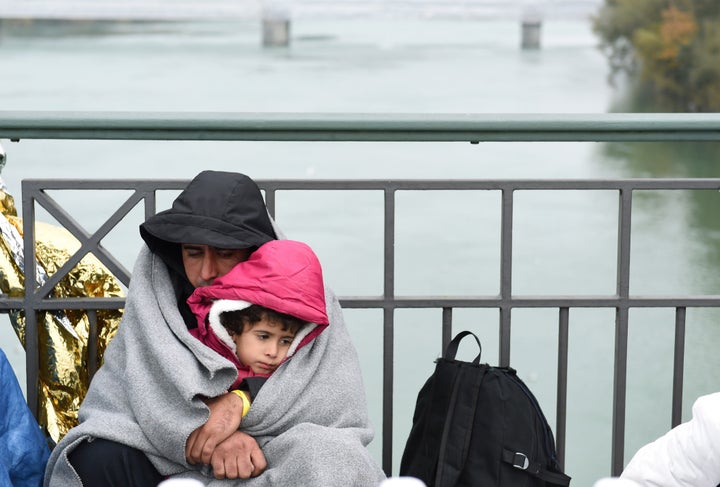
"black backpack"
399,331,571,487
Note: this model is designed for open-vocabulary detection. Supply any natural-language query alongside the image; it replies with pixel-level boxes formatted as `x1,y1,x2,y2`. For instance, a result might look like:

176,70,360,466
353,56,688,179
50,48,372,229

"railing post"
382,187,396,475
499,187,514,367
556,307,569,469
442,308,452,353
671,307,686,427
87,310,99,380
21,181,39,417
611,187,633,475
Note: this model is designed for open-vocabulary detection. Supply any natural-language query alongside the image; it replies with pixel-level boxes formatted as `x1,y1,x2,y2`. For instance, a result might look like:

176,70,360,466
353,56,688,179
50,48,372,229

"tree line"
593,0,720,111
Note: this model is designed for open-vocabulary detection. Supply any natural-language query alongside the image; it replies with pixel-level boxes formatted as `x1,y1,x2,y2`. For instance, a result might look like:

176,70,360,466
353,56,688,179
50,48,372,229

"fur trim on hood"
206,299,321,362
206,299,253,351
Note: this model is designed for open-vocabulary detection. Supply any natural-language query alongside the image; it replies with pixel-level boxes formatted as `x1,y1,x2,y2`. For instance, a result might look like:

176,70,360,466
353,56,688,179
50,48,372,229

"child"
186,239,330,415
218,303,305,375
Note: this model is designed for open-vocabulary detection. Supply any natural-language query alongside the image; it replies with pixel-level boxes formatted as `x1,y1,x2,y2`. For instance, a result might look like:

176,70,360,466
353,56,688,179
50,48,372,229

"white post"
262,0,291,48
520,6,543,49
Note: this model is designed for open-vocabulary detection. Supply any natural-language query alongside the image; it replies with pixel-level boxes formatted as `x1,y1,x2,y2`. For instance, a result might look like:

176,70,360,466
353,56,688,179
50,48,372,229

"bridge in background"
0,0,601,21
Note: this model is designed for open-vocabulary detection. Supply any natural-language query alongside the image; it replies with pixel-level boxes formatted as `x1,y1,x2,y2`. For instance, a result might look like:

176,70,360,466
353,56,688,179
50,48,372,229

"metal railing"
3,112,720,478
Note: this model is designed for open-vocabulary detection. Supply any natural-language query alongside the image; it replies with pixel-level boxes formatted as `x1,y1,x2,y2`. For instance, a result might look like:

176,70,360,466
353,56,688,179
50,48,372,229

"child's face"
232,318,296,374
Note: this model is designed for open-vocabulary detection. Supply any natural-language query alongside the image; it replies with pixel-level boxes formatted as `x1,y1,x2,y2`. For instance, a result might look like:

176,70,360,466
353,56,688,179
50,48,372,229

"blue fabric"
0,347,50,487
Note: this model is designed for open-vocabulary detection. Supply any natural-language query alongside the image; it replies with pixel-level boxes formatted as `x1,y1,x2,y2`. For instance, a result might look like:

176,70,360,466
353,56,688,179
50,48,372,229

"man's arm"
185,391,267,479
185,392,244,465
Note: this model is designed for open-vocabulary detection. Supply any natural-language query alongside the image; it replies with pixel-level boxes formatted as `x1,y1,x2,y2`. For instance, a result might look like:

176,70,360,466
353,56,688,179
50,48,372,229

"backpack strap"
432,331,485,486
433,364,484,486
501,448,571,486
443,330,482,364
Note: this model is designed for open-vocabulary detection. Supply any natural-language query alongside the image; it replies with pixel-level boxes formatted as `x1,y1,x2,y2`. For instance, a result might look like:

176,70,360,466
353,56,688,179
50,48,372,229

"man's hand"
210,431,267,480
185,393,243,465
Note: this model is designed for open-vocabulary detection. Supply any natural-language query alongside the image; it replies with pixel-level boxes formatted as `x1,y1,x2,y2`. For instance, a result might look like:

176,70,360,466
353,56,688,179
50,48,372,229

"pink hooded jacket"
187,240,330,389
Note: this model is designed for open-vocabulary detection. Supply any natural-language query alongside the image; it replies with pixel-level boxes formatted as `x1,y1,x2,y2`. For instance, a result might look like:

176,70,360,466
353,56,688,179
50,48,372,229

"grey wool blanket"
44,245,385,486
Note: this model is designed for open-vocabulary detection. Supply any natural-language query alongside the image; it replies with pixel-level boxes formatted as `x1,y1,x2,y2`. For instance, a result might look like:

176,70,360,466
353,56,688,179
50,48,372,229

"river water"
1,10,720,485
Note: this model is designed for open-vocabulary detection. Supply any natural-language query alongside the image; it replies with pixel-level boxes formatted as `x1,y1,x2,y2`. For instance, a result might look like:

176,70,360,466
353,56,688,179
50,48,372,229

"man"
45,170,384,486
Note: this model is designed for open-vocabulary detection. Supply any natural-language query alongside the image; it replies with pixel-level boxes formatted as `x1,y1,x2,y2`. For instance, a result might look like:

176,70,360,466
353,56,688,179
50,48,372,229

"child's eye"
256,333,269,340
280,338,293,346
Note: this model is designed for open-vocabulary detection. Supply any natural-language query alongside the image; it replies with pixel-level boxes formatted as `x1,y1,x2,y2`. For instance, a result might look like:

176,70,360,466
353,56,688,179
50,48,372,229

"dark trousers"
68,438,165,487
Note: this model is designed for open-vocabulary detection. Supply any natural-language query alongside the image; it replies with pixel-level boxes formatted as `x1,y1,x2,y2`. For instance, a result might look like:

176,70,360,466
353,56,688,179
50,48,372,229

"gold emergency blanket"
0,183,124,444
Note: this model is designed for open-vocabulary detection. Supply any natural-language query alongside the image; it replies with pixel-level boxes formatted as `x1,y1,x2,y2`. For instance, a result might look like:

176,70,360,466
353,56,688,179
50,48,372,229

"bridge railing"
2,111,720,477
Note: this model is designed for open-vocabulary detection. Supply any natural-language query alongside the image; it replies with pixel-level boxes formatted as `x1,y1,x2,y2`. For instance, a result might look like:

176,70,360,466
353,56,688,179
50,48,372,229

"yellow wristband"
231,390,251,418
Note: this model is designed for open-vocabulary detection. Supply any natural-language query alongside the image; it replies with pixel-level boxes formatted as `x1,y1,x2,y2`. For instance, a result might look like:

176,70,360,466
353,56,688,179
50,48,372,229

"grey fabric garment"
44,245,385,486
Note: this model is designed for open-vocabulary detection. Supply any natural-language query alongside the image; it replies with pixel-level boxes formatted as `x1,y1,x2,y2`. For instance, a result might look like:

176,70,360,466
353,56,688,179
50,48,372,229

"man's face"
181,244,251,287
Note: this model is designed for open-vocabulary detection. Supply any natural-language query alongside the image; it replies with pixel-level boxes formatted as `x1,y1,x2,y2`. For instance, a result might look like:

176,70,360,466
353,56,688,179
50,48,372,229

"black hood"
140,170,277,291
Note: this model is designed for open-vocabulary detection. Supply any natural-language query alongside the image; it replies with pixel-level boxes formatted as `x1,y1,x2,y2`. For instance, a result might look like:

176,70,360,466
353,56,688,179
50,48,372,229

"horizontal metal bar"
23,178,720,192
7,297,127,310
0,298,25,309
340,295,720,308
3,112,720,141
22,180,189,191
8,294,720,312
